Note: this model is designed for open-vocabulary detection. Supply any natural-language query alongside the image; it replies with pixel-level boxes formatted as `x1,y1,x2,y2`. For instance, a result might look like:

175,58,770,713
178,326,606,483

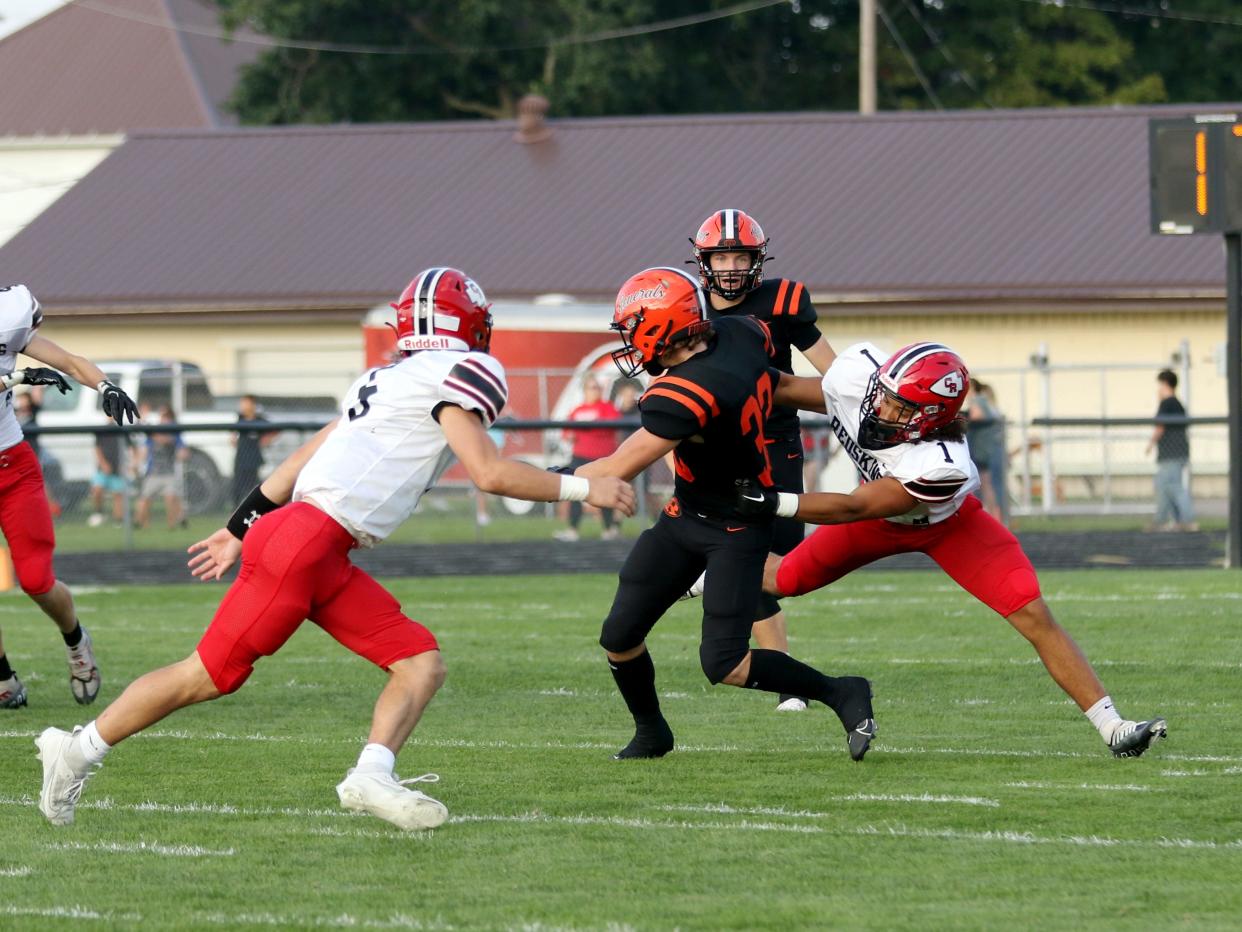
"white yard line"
43,840,235,857
0,866,32,877
5,794,1237,852
1,905,143,922
1005,781,1154,792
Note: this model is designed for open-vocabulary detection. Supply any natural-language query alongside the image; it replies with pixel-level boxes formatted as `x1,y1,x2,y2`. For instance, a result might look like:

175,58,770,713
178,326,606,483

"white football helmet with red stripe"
391,267,493,354
858,342,969,448
691,208,769,299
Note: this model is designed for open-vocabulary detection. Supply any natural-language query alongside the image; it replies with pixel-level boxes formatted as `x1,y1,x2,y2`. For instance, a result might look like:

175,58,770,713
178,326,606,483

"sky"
0,0,65,40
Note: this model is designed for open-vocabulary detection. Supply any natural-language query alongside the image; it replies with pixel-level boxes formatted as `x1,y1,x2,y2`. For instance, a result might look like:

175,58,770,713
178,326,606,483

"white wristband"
2,370,25,390
558,474,590,502
775,492,800,518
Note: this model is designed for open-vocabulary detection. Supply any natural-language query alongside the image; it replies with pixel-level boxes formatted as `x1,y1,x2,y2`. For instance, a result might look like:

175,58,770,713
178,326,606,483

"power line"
876,1,944,110
898,0,994,107
71,0,791,56
1014,0,1242,28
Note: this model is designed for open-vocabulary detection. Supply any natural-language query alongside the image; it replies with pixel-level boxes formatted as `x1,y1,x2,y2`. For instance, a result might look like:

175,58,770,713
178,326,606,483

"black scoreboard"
1149,116,1242,235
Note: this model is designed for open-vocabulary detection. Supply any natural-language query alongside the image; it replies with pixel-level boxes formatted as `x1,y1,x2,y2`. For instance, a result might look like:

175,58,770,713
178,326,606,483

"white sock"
78,720,111,765
355,743,396,774
1085,696,1124,744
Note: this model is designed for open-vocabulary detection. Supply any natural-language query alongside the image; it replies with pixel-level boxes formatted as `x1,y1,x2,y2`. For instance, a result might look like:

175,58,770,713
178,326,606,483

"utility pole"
860,0,876,115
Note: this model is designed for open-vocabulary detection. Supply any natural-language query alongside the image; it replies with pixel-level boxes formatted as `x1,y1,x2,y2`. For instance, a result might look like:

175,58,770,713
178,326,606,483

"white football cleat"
336,769,447,830
776,696,809,712
0,673,27,708
66,627,101,705
36,726,95,826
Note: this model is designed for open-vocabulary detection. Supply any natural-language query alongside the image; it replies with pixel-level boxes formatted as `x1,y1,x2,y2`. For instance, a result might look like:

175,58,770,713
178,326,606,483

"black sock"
608,650,661,720
0,654,12,680
745,649,839,705
62,623,84,649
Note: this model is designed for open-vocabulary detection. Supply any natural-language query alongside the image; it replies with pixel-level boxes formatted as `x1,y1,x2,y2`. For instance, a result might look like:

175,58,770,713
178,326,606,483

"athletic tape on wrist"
558,474,590,502
226,485,281,540
775,492,800,518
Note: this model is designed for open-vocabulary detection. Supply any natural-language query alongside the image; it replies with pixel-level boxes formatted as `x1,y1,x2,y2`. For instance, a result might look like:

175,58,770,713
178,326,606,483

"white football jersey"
821,342,979,526
0,285,45,452
294,349,508,547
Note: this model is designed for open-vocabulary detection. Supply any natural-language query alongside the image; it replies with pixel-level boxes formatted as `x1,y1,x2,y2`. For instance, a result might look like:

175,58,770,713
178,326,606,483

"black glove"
98,379,139,426
546,465,575,475
735,479,779,518
18,367,70,393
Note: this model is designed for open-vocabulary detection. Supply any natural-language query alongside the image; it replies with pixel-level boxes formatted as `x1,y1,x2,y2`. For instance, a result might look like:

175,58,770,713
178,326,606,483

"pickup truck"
29,360,336,514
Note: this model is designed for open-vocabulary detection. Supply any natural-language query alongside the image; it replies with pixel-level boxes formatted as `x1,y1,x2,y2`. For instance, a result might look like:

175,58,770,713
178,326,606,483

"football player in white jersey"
35,268,636,831
0,284,139,711
738,341,1167,759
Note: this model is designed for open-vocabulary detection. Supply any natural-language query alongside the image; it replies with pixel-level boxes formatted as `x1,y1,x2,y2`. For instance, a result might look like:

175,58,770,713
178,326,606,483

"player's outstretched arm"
737,476,916,525
772,371,828,414
440,404,636,515
186,418,340,582
23,334,139,424
574,427,678,483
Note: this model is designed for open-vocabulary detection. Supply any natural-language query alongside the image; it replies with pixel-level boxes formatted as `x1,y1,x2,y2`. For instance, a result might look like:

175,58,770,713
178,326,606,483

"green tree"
216,1,1234,124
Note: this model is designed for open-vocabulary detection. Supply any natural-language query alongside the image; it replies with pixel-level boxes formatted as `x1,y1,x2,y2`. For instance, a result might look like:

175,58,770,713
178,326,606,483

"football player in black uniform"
690,209,835,711
576,267,874,762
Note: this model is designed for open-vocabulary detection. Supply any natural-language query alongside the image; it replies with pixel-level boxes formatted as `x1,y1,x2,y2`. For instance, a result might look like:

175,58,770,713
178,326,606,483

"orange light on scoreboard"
1196,131,1209,215
1151,116,1242,234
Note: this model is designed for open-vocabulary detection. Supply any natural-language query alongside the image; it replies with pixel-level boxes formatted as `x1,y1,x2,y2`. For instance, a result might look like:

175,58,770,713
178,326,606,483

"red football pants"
0,441,56,595
197,502,438,693
776,495,1041,618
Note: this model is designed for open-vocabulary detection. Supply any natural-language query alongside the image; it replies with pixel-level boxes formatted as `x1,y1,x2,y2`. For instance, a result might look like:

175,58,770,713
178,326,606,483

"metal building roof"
0,104,1234,312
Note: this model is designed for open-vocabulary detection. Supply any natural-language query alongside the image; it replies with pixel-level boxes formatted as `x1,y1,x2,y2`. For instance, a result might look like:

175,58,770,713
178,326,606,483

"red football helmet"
391,267,493,354
610,267,710,378
858,342,969,448
690,208,769,300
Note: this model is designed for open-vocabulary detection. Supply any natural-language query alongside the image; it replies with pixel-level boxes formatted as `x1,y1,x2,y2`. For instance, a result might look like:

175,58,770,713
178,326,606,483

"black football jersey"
707,277,820,437
639,316,779,520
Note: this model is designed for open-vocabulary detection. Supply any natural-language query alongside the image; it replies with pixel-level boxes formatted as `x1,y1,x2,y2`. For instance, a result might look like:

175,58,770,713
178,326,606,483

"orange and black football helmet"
691,208,769,300
610,267,711,378
391,267,493,354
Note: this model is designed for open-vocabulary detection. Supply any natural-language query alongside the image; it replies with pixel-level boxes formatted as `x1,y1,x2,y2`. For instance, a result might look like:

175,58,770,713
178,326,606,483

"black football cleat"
833,676,875,761
1110,718,1167,758
846,717,877,762
613,716,675,760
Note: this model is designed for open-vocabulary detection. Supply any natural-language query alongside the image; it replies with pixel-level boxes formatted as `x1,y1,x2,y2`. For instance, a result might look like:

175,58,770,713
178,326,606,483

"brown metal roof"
0,0,259,134
0,104,1235,311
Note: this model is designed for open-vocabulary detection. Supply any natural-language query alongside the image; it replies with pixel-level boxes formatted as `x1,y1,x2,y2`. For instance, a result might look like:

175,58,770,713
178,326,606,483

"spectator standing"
555,376,622,541
135,405,189,530
88,422,129,528
966,379,1008,524
1145,369,1196,532
231,394,274,502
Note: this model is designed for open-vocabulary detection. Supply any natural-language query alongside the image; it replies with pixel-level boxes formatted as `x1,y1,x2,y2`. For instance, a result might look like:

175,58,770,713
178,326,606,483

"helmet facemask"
696,247,766,300
858,370,941,449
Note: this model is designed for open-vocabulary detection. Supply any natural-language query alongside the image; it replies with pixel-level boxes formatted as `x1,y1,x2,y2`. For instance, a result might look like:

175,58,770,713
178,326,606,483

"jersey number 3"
348,370,381,421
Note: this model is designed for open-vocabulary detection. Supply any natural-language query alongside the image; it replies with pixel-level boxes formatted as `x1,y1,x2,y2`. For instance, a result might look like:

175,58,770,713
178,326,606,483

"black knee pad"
600,613,641,654
699,641,748,685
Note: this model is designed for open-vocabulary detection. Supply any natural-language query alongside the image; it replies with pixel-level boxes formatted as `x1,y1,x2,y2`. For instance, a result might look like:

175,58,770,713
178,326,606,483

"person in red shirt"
555,376,622,541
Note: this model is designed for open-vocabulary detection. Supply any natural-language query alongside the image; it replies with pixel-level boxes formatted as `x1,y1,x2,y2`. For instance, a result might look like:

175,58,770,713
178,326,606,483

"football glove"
735,479,779,518
735,479,800,519
98,379,139,426
16,367,71,393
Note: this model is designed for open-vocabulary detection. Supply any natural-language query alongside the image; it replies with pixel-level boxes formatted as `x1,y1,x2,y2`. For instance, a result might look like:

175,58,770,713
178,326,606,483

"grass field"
1,568,1239,930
